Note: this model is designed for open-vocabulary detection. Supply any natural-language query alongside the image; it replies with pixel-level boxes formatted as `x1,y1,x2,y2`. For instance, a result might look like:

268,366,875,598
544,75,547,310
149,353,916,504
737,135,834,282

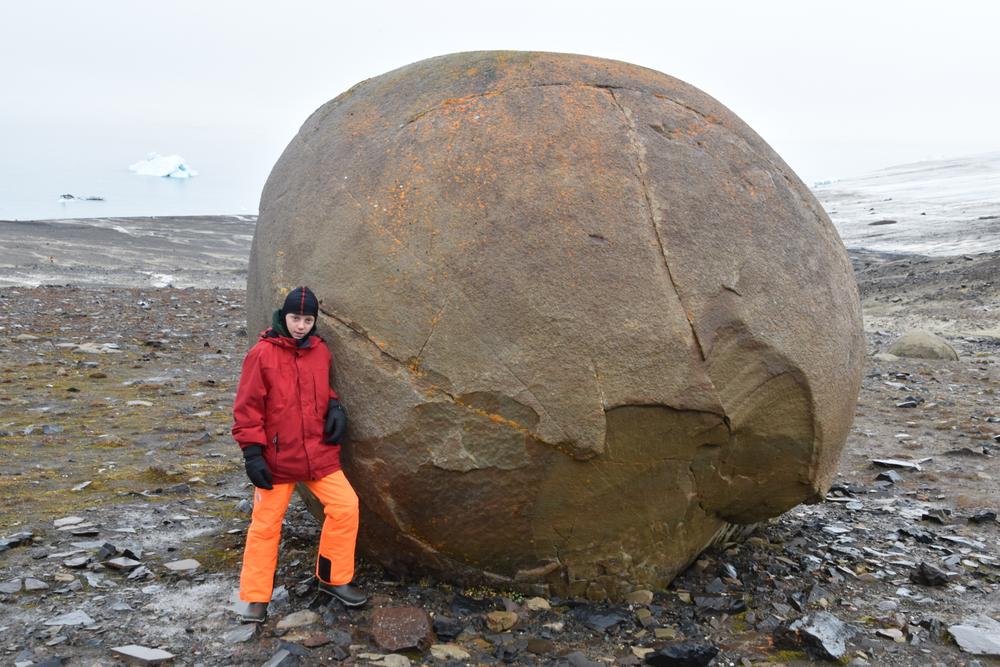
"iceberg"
128,153,198,178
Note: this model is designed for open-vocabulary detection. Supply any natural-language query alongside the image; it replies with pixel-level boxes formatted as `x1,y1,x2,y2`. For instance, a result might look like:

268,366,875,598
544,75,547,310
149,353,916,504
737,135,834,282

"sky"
2,0,999,213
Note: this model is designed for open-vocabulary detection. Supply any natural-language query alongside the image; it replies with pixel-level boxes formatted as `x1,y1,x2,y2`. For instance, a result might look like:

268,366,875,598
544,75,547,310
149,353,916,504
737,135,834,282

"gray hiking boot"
318,581,367,607
239,601,268,623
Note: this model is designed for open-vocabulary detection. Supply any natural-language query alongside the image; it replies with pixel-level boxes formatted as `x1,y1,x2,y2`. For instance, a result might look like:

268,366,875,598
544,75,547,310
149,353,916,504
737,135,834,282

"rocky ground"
0,219,998,666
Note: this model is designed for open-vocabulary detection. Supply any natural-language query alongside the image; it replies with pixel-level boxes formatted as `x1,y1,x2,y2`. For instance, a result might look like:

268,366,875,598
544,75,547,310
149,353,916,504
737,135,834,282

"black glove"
242,445,273,489
324,399,347,444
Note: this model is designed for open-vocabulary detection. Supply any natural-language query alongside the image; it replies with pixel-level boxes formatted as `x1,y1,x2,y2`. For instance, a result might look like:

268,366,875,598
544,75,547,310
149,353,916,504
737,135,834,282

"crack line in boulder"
320,307,576,453
606,88,709,364
318,305,409,368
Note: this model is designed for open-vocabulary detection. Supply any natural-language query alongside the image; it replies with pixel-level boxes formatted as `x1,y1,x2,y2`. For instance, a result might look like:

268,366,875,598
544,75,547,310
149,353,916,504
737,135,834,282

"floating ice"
128,152,198,178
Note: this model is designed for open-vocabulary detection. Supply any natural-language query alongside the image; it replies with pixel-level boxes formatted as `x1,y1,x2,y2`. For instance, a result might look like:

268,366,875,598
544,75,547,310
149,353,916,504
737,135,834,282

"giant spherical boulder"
248,51,864,599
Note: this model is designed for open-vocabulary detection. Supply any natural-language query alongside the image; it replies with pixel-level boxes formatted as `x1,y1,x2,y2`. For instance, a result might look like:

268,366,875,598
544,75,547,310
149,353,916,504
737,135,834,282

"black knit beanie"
281,286,319,319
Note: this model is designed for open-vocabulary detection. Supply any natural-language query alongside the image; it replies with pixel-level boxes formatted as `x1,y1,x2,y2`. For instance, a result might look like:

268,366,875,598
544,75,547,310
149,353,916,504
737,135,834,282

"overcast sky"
3,0,999,184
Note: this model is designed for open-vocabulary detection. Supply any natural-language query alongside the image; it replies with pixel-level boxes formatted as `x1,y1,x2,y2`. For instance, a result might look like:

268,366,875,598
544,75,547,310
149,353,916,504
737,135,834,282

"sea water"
0,120,277,221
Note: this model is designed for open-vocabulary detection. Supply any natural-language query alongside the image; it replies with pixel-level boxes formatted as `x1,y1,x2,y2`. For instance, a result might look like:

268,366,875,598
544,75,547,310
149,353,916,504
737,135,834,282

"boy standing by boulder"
232,286,366,623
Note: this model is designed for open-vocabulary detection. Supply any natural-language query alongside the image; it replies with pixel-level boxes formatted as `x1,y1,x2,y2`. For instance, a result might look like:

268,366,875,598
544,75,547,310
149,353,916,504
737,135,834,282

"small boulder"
887,331,958,361
485,610,519,632
370,607,433,652
948,616,1000,657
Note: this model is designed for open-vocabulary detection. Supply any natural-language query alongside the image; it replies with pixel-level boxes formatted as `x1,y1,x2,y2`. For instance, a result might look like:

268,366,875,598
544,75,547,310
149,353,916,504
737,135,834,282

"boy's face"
284,313,315,339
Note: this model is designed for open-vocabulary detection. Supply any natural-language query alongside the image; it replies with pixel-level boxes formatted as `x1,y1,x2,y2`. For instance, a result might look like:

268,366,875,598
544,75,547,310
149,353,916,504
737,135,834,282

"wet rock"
898,526,935,544
969,510,997,524
223,624,258,643
526,637,555,654
24,577,49,591
277,641,311,657
643,641,719,666
44,610,96,626
565,651,603,667
571,606,630,632
780,611,855,661
96,543,118,561
110,645,175,664
910,562,951,586
0,577,25,596
693,595,746,616
872,458,923,471
921,508,951,524
370,607,433,652
261,648,298,667
0,531,34,552
431,615,463,639
948,616,1000,657
430,643,471,660
106,557,142,570
449,592,495,616
876,469,903,484
887,330,959,361
272,51,865,596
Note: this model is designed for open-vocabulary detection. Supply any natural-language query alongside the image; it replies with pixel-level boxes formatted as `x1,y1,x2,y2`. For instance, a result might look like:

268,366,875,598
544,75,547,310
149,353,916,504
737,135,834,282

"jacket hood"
261,309,319,348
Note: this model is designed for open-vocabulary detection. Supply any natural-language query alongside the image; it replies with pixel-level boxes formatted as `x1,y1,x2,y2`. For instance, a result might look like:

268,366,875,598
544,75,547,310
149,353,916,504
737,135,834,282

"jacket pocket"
263,427,279,470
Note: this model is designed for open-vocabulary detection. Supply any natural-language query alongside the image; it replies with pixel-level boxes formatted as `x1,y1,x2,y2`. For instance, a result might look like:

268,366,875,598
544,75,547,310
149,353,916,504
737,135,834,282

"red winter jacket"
232,330,341,483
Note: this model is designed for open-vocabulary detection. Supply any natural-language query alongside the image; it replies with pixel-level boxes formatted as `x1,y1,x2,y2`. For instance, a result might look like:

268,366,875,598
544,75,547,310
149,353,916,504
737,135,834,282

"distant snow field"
813,151,1000,256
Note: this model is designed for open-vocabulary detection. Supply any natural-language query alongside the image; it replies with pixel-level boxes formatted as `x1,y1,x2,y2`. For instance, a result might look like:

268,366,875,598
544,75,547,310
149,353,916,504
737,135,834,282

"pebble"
485,610,518,632
276,610,320,630
259,649,296,667
163,558,200,572
106,557,142,570
44,610,96,626
223,624,258,643
524,596,551,611
110,645,175,664
877,628,905,642
430,643,471,660
356,654,411,667
53,516,86,528
624,589,654,605
0,578,23,594
24,578,49,591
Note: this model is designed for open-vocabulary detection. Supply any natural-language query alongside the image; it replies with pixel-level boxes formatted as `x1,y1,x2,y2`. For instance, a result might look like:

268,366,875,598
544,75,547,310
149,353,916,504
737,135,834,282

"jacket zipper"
273,434,279,453
295,351,314,479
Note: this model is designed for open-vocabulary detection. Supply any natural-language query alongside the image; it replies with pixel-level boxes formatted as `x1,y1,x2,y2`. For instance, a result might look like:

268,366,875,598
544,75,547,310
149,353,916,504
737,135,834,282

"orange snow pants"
239,469,359,603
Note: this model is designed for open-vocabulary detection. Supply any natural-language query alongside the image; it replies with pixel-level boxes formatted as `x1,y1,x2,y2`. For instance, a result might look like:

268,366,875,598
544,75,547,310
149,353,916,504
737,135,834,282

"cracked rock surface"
248,51,864,598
